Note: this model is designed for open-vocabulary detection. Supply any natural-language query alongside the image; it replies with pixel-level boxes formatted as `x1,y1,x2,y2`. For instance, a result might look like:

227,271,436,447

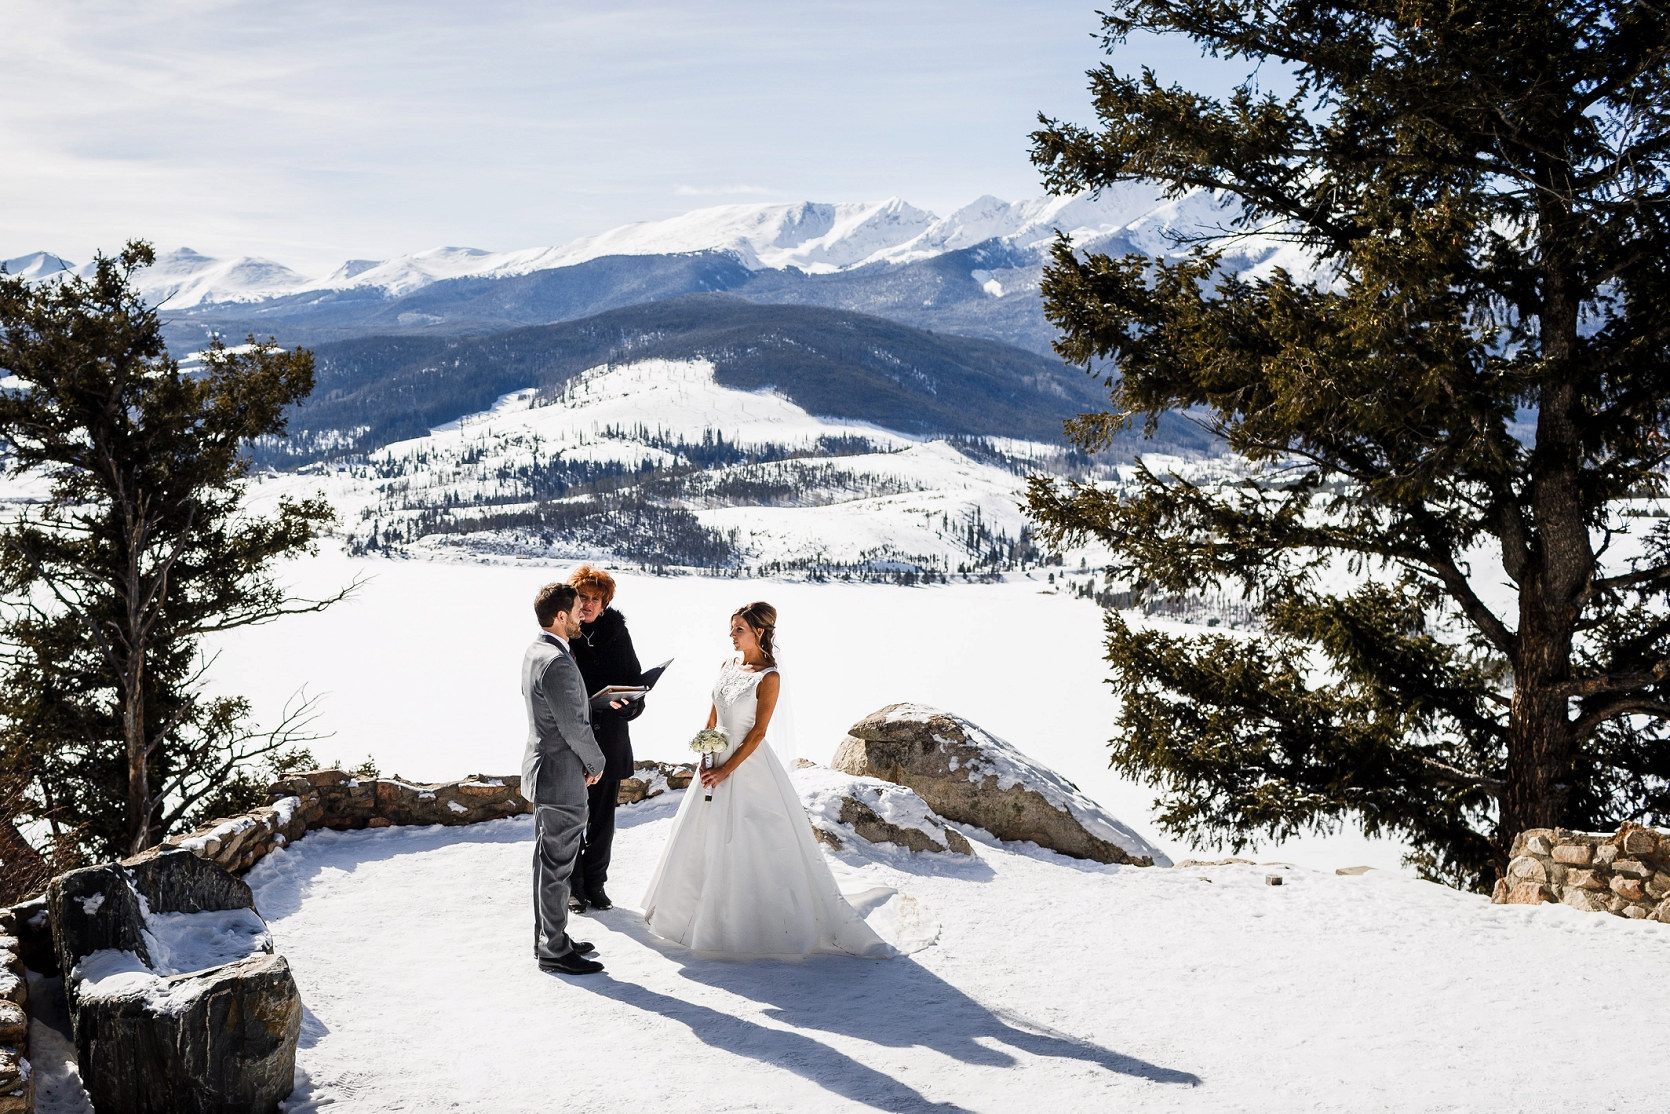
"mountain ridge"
260,293,1215,465
8,184,1301,310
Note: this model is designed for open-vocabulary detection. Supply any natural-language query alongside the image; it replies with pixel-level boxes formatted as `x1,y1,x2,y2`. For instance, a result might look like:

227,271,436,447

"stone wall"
0,907,30,1114
1492,823,1670,921
264,770,530,832
156,764,699,880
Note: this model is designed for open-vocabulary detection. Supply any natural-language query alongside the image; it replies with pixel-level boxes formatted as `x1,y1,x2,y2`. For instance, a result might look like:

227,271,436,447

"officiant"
566,563,644,913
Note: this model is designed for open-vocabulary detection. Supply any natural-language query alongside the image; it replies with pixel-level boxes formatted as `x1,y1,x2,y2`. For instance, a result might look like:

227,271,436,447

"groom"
522,582,608,975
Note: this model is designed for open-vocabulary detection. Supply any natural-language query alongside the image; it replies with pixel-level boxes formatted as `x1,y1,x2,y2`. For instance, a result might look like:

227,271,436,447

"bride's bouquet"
689,727,729,801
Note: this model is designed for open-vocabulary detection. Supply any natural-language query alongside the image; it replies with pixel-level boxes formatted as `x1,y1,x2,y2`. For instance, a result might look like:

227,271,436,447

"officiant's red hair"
567,563,616,606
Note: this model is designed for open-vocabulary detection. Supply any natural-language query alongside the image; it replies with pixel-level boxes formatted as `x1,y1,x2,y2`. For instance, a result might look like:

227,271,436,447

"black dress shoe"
539,950,604,975
588,888,613,911
570,940,596,955
568,894,589,914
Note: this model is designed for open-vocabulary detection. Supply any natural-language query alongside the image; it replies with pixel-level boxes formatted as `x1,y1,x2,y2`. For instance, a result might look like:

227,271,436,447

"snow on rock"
47,854,301,1114
794,765,973,854
833,703,1171,867
138,904,273,981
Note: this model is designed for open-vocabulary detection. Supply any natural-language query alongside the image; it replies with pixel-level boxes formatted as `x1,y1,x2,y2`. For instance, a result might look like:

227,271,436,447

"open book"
588,658,672,712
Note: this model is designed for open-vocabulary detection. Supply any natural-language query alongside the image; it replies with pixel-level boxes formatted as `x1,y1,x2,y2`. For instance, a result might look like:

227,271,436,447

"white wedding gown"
641,658,895,958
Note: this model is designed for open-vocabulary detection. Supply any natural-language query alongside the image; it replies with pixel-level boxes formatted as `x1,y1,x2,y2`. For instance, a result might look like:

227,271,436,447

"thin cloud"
673,184,776,197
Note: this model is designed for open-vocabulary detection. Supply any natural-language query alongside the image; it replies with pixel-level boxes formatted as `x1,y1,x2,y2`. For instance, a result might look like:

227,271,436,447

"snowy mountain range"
5,184,1296,311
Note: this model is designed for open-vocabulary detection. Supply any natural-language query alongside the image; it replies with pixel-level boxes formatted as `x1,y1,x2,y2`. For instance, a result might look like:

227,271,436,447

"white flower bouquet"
689,727,729,801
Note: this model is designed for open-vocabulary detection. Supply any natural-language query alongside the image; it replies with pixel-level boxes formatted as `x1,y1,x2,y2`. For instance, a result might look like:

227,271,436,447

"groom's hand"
585,770,602,786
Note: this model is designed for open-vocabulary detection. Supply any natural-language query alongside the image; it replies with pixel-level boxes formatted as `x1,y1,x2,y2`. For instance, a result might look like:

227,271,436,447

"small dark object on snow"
1265,874,1283,886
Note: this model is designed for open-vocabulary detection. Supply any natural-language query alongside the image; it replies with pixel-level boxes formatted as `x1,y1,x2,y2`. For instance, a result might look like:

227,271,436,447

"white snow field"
243,795,1668,1114
203,550,1399,873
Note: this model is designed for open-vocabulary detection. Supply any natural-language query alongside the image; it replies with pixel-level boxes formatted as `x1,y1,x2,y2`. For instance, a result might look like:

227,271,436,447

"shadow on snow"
575,914,1201,1111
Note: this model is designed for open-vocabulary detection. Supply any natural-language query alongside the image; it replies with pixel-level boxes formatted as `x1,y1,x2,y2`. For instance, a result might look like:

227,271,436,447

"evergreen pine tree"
0,242,348,867
1026,1,1670,887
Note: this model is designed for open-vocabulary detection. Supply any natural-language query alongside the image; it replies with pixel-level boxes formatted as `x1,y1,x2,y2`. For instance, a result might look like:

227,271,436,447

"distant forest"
344,428,1053,580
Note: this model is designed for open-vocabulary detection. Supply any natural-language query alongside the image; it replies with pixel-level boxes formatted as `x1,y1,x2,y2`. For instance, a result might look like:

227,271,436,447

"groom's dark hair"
535,583,578,628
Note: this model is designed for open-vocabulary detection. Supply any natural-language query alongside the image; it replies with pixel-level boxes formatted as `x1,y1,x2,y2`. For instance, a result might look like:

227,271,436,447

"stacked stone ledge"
0,906,31,1114
1492,823,1670,922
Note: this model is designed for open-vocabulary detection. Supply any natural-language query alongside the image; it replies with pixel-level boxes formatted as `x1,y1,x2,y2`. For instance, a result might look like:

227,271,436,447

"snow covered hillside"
275,357,1131,578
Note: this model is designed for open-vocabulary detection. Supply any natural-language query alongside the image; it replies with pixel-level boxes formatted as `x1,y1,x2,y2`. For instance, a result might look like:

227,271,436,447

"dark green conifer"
0,242,346,868
1026,1,1670,887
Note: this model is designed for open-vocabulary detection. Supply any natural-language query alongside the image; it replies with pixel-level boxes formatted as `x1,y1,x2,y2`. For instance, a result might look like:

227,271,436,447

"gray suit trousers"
533,799,587,960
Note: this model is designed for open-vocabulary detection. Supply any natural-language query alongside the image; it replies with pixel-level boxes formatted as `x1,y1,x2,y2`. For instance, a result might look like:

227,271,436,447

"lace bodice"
712,656,777,761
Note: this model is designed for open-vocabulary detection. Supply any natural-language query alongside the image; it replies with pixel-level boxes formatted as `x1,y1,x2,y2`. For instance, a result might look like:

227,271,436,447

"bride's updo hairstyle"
732,601,778,666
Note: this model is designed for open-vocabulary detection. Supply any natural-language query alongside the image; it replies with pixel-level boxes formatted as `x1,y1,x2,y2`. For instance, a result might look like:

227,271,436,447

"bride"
641,602,894,959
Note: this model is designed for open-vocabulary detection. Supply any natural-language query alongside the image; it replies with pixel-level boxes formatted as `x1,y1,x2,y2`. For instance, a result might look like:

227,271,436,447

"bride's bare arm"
701,673,780,787
706,703,718,730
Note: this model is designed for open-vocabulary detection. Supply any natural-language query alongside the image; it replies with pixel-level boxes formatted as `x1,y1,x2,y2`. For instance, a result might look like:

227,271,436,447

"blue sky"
2,1,1254,273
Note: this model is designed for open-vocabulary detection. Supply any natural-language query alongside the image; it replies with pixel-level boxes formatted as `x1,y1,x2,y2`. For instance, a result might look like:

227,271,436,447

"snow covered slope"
4,247,310,308
1,251,76,282
305,357,1073,576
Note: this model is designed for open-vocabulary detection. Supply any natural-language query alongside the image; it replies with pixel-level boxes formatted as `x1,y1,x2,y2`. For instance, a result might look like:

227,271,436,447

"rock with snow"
48,850,298,1112
128,848,257,917
48,864,149,1008
794,767,973,855
0,936,22,1011
0,1044,29,1114
0,1001,21,1048
0,926,25,1114
72,951,300,1114
831,704,1168,867
619,761,696,804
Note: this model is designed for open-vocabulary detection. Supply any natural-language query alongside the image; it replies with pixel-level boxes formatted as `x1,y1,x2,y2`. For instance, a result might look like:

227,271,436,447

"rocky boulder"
0,1044,29,1114
793,766,974,854
48,863,149,1009
49,849,300,1113
73,952,300,1114
832,704,1168,867
2,895,55,976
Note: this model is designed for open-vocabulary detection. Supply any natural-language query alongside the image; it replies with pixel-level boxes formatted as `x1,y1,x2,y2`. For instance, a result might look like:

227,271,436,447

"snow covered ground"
238,795,1668,1113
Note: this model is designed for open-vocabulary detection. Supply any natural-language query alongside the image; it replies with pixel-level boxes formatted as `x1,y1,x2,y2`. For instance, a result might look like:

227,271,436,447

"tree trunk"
125,664,151,856
1497,225,1589,867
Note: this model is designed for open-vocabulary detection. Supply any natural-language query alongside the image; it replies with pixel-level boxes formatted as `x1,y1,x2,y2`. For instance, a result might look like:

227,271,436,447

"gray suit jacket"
520,633,607,806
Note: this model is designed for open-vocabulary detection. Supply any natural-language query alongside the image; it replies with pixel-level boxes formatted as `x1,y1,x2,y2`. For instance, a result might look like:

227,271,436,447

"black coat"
571,607,643,781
